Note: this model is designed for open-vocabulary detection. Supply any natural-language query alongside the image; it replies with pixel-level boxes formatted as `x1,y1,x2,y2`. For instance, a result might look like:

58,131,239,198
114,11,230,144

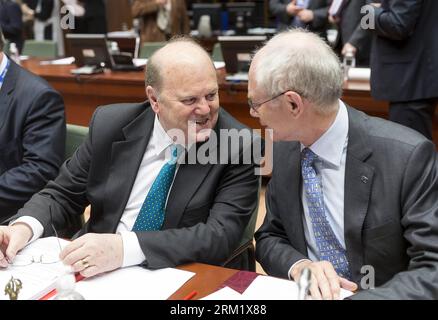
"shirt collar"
0,54,9,84
301,100,349,167
150,115,175,157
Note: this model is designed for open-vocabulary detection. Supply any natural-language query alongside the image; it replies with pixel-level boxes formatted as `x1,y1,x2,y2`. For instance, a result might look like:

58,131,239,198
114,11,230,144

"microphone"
297,267,311,300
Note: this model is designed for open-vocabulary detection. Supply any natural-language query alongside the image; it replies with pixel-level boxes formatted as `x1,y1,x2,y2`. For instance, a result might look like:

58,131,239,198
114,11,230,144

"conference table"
21,59,438,146
171,263,240,300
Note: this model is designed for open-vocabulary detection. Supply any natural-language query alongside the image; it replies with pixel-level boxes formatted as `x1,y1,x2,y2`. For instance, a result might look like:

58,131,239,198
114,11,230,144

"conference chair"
222,178,261,271
3,40,10,55
22,40,57,58
139,42,167,59
211,42,224,62
65,124,89,160
64,124,89,235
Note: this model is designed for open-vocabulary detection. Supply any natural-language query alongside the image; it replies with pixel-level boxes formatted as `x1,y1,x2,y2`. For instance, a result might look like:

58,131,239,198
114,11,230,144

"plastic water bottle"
9,43,20,65
342,48,356,81
54,272,85,300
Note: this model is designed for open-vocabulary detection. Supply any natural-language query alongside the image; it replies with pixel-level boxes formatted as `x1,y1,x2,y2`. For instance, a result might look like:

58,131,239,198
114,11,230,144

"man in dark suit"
0,37,260,277
74,0,107,34
249,29,438,299
0,30,66,223
368,0,438,140
329,0,371,66
0,0,23,52
269,0,330,36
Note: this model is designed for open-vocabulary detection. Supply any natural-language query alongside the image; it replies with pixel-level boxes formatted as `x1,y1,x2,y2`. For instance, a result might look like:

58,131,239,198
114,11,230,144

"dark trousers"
389,99,437,140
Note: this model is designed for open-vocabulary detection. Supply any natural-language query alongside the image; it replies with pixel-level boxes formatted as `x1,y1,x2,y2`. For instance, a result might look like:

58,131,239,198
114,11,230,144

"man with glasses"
250,29,438,299
0,37,260,278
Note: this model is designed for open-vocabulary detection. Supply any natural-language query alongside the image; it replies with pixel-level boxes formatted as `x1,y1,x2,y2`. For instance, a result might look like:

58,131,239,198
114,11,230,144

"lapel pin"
361,176,369,184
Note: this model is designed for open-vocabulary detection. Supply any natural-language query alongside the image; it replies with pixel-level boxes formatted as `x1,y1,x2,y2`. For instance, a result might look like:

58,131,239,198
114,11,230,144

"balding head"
251,29,343,114
146,37,216,94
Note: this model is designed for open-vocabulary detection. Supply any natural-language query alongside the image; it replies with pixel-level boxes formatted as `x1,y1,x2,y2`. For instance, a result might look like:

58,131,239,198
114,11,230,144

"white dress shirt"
14,115,180,267
289,101,349,276
0,54,9,90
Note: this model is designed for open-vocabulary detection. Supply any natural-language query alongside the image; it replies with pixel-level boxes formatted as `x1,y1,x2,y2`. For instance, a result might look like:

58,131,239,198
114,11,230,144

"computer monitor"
66,34,111,68
226,2,256,33
192,3,222,32
218,35,267,74
107,34,140,59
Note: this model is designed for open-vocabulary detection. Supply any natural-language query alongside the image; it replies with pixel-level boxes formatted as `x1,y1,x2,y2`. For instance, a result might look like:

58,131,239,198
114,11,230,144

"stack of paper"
74,267,195,300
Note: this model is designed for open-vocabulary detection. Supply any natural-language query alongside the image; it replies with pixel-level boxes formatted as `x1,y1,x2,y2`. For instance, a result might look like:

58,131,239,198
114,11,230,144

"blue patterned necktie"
301,148,351,279
132,145,178,231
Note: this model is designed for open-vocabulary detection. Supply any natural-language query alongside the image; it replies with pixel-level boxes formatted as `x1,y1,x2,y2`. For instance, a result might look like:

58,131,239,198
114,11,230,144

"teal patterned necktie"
132,145,178,231
301,148,351,279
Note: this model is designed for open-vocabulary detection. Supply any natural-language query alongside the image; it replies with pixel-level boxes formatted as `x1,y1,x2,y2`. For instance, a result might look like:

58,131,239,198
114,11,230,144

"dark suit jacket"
370,0,438,102
269,0,330,35
15,103,260,269
337,0,371,66
0,1,23,52
255,106,438,299
0,59,66,222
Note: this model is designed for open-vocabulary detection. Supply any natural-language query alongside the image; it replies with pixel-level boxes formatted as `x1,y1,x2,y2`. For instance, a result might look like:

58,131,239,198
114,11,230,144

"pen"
183,290,197,300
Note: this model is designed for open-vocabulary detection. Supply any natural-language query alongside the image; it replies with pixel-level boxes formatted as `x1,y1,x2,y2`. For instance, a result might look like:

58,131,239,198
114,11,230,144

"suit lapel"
0,59,18,130
285,143,308,255
344,107,374,282
103,107,155,233
163,119,220,228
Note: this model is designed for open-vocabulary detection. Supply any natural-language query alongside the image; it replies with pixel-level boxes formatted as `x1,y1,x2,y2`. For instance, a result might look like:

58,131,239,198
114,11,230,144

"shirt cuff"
10,216,44,244
119,231,146,268
288,259,312,280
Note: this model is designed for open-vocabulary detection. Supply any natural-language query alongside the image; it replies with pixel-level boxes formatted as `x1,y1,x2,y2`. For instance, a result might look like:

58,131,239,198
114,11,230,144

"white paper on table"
74,267,195,300
214,61,225,69
241,275,353,300
348,67,370,81
133,58,148,67
40,57,76,65
0,237,70,300
201,286,243,300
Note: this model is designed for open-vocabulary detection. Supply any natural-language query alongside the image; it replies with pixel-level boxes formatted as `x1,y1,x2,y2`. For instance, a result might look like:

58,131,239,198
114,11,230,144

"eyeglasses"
10,253,60,267
248,90,290,112
10,200,62,267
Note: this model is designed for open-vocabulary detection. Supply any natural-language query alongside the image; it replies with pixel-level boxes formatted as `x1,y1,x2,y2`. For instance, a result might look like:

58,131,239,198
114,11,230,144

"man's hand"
60,233,123,278
291,260,358,300
342,42,357,56
297,9,314,23
286,0,304,16
0,224,33,268
370,3,382,8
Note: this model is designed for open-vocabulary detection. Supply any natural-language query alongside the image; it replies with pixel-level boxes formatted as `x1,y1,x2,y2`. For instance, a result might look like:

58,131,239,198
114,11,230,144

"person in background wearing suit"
131,0,190,43
269,0,330,36
250,29,438,299
368,0,438,140
0,0,24,52
74,0,107,34
0,36,260,277
329,0,371,66
0,29,66,224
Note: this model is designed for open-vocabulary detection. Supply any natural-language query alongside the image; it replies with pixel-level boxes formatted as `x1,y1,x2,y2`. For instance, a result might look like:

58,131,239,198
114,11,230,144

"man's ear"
285,91,303,117
146,86,159,112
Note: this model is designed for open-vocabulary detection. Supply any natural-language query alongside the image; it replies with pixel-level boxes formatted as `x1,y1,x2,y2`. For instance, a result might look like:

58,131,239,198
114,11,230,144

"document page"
0,237,70,300
74,267,195,300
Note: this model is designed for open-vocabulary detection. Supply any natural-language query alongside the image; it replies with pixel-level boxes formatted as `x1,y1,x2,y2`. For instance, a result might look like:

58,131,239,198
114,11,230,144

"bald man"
0,37,260,277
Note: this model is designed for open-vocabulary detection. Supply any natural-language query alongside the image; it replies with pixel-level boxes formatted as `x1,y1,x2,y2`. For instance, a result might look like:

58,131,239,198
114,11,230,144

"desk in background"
22,60,438,146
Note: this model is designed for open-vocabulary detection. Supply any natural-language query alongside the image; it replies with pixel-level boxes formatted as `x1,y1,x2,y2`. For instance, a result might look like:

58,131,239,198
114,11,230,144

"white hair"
254,29,343,114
